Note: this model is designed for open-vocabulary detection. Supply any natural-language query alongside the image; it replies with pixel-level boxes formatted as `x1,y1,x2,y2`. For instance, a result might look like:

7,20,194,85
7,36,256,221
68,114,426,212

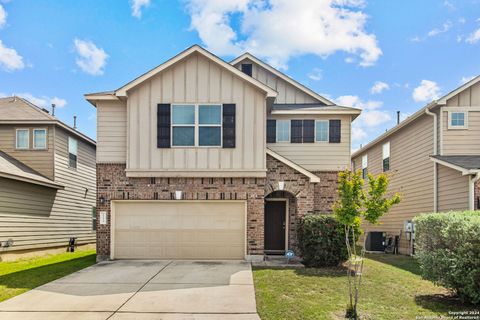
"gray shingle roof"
430,155,480,170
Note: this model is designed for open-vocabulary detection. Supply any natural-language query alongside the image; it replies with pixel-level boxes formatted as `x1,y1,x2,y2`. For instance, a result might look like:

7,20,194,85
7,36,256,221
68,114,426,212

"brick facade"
96,158,339,260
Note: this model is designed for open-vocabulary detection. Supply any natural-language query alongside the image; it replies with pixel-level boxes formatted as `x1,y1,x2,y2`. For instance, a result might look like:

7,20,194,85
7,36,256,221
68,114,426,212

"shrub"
414,211,480,305
297,214,357,267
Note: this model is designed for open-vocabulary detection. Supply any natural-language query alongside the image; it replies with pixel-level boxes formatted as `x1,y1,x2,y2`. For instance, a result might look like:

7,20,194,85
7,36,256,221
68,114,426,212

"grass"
0,249,96,302
253,254,478,320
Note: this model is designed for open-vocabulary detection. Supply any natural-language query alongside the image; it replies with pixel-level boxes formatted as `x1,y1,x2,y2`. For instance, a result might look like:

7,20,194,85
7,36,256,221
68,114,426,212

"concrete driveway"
0,260,259,320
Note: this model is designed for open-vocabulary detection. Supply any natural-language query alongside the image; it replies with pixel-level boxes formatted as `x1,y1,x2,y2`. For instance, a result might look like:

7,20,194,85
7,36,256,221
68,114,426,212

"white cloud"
460,75,475,84
427,21,452,37
186,0,382,69
444,0,456,10
308,68,322,81
0,40,25,72
370,81,389,95
0,4,6,28
14,93,67,109
412,80,441,103
73,39,108,76
335,95,382,110
466,28,480,44
130,0,150,18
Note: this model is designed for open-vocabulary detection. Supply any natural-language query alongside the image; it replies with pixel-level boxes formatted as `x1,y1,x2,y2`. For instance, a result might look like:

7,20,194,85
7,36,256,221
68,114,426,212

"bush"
297,214,356,267
414,211,480,305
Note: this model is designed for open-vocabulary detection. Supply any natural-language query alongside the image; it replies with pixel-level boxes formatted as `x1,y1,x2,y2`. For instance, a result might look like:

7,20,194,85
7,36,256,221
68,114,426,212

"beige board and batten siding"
268,114,351,171
233,58,320,104
125,52,266,176
96,100,127,163
441,81,480,155
0,124,54,179
352,113,435,253
0,126,96,251
437,165,469,212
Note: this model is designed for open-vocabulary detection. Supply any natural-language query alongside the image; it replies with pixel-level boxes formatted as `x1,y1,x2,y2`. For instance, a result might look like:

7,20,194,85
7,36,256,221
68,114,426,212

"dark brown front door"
264,200,286,252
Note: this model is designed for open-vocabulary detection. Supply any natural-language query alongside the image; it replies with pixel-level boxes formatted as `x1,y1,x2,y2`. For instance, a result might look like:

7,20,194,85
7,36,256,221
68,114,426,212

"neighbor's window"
362,154,368,179
315,120,329,142
68,137,78,169
16,129,29,149
449,112,467,129
172,104,222,147
199,105,221,146
92,207,97,231
382,142,390,172
33,129,47,149
276,120,290,142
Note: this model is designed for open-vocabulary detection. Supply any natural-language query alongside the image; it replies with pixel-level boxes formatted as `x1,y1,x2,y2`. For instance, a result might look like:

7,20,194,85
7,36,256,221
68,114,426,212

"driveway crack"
106,260,173,320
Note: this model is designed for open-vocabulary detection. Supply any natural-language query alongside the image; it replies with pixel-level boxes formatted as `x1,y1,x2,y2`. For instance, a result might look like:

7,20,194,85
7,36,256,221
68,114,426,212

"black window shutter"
157,104,171,148
241,64,253,76
267,119,276,143
222,104,236,148
303,120,314,143
329,119,341,143
291,120,303,143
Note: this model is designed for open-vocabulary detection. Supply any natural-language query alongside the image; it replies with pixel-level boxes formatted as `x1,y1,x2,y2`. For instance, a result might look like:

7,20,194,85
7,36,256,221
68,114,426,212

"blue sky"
0,0,479,150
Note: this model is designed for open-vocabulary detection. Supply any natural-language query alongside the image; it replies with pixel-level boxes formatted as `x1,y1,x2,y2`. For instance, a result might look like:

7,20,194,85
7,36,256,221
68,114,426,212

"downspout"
425,107,438,212
469,172,480,211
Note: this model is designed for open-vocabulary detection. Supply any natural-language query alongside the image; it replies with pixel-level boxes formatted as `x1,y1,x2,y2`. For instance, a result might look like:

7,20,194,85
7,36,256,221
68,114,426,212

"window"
449,111,468,129
171,104,222,147
362,154,368,179
241,64,252,76
276,120,290,142
68,137,78,169
92,207,97,231
382,142,390,172
16,129,29,149
315,120,329,142
33,129,47,149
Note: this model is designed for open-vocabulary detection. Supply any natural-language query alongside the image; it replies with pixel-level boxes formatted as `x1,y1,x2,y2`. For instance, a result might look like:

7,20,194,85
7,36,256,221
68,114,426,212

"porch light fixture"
278,181,285,191
175,190,183,200
99,196,106,205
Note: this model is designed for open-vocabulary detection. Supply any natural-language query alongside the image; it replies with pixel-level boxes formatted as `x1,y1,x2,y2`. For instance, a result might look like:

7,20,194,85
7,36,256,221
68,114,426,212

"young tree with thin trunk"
334,170,400,319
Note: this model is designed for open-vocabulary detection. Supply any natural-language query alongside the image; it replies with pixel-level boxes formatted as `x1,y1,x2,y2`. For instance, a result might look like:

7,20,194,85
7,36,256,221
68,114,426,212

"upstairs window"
198,105,221,146
315,120,329,142
448,111,468,129
276,120,290,142
382,142,390,172
362,154,368,179
68,137,78,169
33,129,47,149
172,105,195,146
15,129,29,149
241,64,253,76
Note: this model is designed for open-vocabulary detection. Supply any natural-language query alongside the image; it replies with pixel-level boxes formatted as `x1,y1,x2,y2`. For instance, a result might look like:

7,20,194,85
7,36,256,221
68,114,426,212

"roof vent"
73,115,77,129
52,104,56,116
41,108,50,114
397,111,400,125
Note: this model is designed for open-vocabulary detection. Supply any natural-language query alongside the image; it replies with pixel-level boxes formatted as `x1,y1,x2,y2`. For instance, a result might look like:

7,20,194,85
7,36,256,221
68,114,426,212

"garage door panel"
113,201,245,260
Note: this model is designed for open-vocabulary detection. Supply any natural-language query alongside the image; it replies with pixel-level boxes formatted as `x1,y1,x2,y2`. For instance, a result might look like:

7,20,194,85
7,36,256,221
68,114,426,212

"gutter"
424,107,438,212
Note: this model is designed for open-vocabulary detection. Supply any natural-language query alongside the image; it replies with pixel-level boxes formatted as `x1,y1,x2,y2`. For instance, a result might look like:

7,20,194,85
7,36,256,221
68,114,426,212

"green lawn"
0,249,96,302
253,254,477,320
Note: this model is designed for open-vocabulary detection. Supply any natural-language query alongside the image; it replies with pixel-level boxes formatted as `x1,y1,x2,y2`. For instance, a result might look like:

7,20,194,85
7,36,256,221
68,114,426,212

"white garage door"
112,201,245,260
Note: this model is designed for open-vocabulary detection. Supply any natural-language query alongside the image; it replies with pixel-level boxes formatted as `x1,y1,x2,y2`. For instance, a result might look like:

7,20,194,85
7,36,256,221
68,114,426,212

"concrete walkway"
0,260,260,320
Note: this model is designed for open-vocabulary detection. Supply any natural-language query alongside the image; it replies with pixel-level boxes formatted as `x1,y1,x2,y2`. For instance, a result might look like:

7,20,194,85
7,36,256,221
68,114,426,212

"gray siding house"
0,97,96,259
86,45,361,261
352,77,480,254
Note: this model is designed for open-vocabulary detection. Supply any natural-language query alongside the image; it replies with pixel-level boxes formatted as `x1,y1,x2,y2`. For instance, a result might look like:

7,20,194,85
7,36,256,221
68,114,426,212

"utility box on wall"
365,232,386,252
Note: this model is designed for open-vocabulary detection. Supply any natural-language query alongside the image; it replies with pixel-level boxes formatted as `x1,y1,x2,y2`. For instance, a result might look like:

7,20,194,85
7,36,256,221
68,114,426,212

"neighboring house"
352,77,480,254
85,45,360,261
0,97,96,258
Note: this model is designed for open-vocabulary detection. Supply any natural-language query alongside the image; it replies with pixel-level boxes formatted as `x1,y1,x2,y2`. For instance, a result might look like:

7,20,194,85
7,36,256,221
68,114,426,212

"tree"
333,170,400,319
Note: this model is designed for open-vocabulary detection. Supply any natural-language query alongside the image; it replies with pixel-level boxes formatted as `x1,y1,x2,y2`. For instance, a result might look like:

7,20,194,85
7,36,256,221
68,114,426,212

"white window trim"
382,142,390,160
171,103,223,148
447,111,468,129
68,137,78,169
15,128,29,150
33,128,48,150
315,120,329,142
362,154,368,169
276,119,290,143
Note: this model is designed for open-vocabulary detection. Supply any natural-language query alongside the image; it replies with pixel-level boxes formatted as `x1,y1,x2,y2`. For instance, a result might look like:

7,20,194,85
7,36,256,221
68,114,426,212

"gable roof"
272,103,361,119
0,97,96,146
266,148,320,183
430,155,480,174
0,151,63,189
230,53,335,106
352,75,480,158
85,45,277,104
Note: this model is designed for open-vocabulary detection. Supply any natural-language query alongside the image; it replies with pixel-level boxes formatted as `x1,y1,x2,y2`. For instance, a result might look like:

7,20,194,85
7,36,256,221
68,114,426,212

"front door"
264,200,286,253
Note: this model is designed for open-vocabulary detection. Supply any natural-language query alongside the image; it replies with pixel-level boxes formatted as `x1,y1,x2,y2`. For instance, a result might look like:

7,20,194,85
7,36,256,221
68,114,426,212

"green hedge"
414,211,480,305
297,214,354,267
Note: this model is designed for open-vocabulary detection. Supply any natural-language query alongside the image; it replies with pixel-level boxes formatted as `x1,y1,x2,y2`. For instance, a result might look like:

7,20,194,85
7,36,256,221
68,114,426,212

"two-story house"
86,45,360,261
0,97,96,260
352,76,480,255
